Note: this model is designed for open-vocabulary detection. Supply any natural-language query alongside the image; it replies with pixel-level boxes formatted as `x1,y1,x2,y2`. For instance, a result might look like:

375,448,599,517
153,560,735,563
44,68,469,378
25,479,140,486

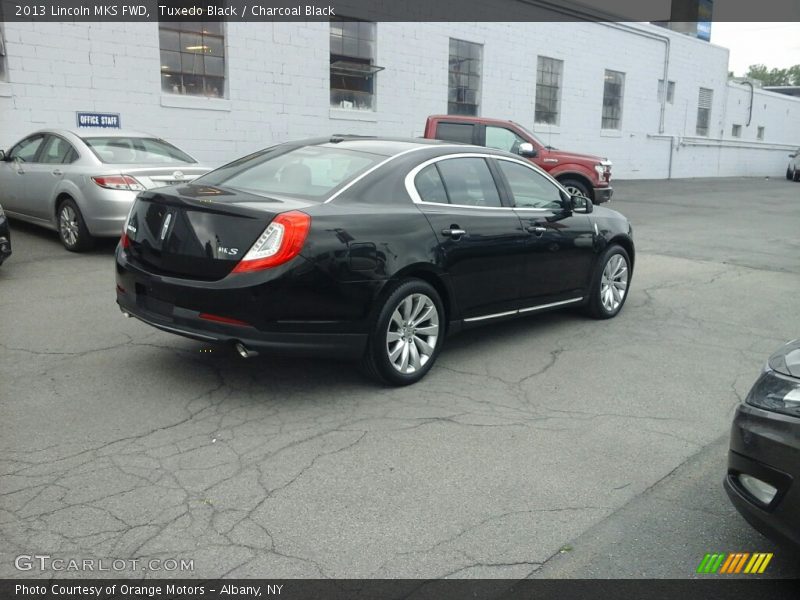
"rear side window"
40,136,78,164
436,158,501,207
414,164,448,204
435,122,475,144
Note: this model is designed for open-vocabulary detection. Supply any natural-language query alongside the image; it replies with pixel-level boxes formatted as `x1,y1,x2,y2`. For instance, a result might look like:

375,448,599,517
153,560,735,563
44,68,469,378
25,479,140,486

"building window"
601,69,625,130
448,38,482,116
159,22,225,97
696,87,713,136
330,18,382,111
731,124,742,138
757,126,765,140
535,56,563,125
658,79,675,104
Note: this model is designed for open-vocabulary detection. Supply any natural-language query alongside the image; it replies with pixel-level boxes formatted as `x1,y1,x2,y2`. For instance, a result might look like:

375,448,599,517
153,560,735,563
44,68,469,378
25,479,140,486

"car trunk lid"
113,166,211,189
124,184,314,280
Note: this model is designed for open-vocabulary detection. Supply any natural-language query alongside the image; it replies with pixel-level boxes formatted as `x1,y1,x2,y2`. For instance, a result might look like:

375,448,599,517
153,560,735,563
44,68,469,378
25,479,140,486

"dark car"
0,203,11,266
115,137,634,385
725,340,800,547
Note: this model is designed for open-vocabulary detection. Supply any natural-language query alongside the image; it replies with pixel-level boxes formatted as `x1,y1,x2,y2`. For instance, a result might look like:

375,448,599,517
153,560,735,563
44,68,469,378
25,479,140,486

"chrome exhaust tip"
235,342,258,358
121,311,132,318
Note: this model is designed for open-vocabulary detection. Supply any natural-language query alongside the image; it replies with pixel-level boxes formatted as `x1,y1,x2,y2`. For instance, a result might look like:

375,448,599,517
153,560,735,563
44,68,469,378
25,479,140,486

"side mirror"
570,194,593,214
518,142,537,158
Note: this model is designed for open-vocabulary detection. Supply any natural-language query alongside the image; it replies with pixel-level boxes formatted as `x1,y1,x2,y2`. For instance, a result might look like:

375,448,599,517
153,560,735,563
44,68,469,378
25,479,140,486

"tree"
744,64,800,86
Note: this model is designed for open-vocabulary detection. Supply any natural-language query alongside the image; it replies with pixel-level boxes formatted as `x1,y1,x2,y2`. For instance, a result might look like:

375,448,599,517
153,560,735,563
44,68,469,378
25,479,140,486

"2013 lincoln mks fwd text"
115,137,634,385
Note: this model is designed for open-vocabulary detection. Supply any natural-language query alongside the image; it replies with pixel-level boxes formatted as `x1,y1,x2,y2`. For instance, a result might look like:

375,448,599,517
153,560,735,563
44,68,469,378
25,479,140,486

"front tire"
57,198,95,252
794,168,800,182
586,245,631,319
361,279,444,386
787,167,794,181
559,178,591,200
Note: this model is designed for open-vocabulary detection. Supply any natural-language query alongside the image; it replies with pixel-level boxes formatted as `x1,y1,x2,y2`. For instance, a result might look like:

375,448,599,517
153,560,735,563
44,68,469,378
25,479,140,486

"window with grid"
601,70,625,130
330,18,380,111
696,87,713,136
159,22,225,97
535,56,563,125
658,79,675,104
448,39,482,116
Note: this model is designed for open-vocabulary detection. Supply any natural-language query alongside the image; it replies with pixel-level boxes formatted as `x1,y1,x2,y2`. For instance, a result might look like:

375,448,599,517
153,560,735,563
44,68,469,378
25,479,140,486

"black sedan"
115,137,634,385
0,203,11,266
725,340,800,547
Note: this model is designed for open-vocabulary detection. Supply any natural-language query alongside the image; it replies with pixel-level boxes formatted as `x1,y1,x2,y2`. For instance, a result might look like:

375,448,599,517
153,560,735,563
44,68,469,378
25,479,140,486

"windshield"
194,145,383,201
82,137,196,165
512,123,555,149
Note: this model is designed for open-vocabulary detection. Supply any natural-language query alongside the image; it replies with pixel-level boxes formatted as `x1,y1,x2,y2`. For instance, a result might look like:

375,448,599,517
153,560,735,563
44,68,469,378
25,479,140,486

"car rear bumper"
593,186,613,204
724,402,800,548
115,249,373,359
80,188,139,237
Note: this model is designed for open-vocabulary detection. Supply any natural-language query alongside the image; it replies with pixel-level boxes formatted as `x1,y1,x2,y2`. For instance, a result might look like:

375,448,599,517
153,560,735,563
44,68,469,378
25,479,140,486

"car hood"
543,148,609,164
768,339,800,379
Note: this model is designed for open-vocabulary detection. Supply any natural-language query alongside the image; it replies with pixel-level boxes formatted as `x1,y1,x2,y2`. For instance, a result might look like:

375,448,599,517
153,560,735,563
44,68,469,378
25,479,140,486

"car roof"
427,114,521,127
31,128,161,139
293,135,474,157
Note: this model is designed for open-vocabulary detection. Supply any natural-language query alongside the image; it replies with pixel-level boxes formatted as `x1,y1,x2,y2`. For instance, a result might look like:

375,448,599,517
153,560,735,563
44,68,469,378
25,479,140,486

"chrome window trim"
404,152,570,211
464,297,583,322
324,144,467,204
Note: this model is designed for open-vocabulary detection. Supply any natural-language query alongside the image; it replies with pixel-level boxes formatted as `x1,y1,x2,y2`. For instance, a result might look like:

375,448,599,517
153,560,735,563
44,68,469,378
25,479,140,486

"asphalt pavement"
0,177,798,579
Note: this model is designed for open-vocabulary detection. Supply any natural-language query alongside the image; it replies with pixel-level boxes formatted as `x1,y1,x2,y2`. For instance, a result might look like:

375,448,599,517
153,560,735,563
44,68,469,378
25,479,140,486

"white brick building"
1,20,799,178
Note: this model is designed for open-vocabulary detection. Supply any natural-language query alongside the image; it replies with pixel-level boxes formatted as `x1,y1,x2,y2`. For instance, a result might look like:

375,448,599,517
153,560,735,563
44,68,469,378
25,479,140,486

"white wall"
1,20,799,179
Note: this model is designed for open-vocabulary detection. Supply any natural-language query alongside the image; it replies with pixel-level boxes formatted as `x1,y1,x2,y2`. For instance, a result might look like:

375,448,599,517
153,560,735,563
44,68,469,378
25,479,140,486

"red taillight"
92,175,145,191
120,231,130,249
232,211,311,274
199,313,251,327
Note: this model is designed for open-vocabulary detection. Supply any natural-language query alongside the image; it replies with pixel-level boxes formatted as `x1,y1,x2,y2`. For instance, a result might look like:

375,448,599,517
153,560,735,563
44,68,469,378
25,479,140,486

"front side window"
535,56,563,125
436,158,501,207
448,39,482,116
696,87,713,136
497,160,563,209
159,22,225,97
10,135,46,162
602,70,625,130
82,137,196,165
196,146,383,200
485,126,526,154
330,19,380,111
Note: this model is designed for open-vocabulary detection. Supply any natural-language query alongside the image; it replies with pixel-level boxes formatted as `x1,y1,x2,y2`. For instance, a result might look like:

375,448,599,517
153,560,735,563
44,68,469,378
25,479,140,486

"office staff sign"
76,112,121,128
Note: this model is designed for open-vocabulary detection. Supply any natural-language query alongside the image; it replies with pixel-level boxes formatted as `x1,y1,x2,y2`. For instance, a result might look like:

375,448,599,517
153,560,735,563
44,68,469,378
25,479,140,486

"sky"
710,23,800,76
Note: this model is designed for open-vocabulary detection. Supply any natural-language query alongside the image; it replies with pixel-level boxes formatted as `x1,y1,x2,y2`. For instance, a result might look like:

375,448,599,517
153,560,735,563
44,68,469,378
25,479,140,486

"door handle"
52,169,63,176
526,225,547,235
442,228,466,239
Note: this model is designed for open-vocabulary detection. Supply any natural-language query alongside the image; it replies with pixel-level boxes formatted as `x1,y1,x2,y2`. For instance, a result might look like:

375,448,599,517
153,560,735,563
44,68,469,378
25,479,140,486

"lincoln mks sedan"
115,137,634,385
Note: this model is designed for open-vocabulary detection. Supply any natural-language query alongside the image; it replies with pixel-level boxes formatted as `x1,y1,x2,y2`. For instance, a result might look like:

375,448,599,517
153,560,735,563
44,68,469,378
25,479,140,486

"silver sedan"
0,129,211,251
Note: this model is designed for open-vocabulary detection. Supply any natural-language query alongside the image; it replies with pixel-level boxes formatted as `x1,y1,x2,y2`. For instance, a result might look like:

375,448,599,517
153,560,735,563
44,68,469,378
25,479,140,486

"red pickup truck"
423,115,613,203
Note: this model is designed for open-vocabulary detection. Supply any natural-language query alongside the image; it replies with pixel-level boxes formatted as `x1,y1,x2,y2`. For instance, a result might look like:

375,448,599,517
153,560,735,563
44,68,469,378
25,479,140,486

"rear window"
195,145,383,200
82,137,195,165
435,122,475,144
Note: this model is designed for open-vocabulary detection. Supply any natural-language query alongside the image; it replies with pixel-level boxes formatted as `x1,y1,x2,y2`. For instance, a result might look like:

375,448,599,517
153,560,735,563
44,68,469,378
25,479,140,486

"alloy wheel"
564,185,587,198
59,205,79,247
600,254,628,312
385,293,440,374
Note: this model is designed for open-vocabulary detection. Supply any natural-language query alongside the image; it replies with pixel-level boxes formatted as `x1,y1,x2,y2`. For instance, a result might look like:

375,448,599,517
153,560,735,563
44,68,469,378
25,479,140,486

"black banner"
1,0,799,22
2,579,800,600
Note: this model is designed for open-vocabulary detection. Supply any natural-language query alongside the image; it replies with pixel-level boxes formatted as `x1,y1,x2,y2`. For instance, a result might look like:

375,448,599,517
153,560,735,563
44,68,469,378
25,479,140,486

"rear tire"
360,279,444,386
560,178,591,201
57,198,95,252
794,168,800,182
787,167,794,181
585,245,631,319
